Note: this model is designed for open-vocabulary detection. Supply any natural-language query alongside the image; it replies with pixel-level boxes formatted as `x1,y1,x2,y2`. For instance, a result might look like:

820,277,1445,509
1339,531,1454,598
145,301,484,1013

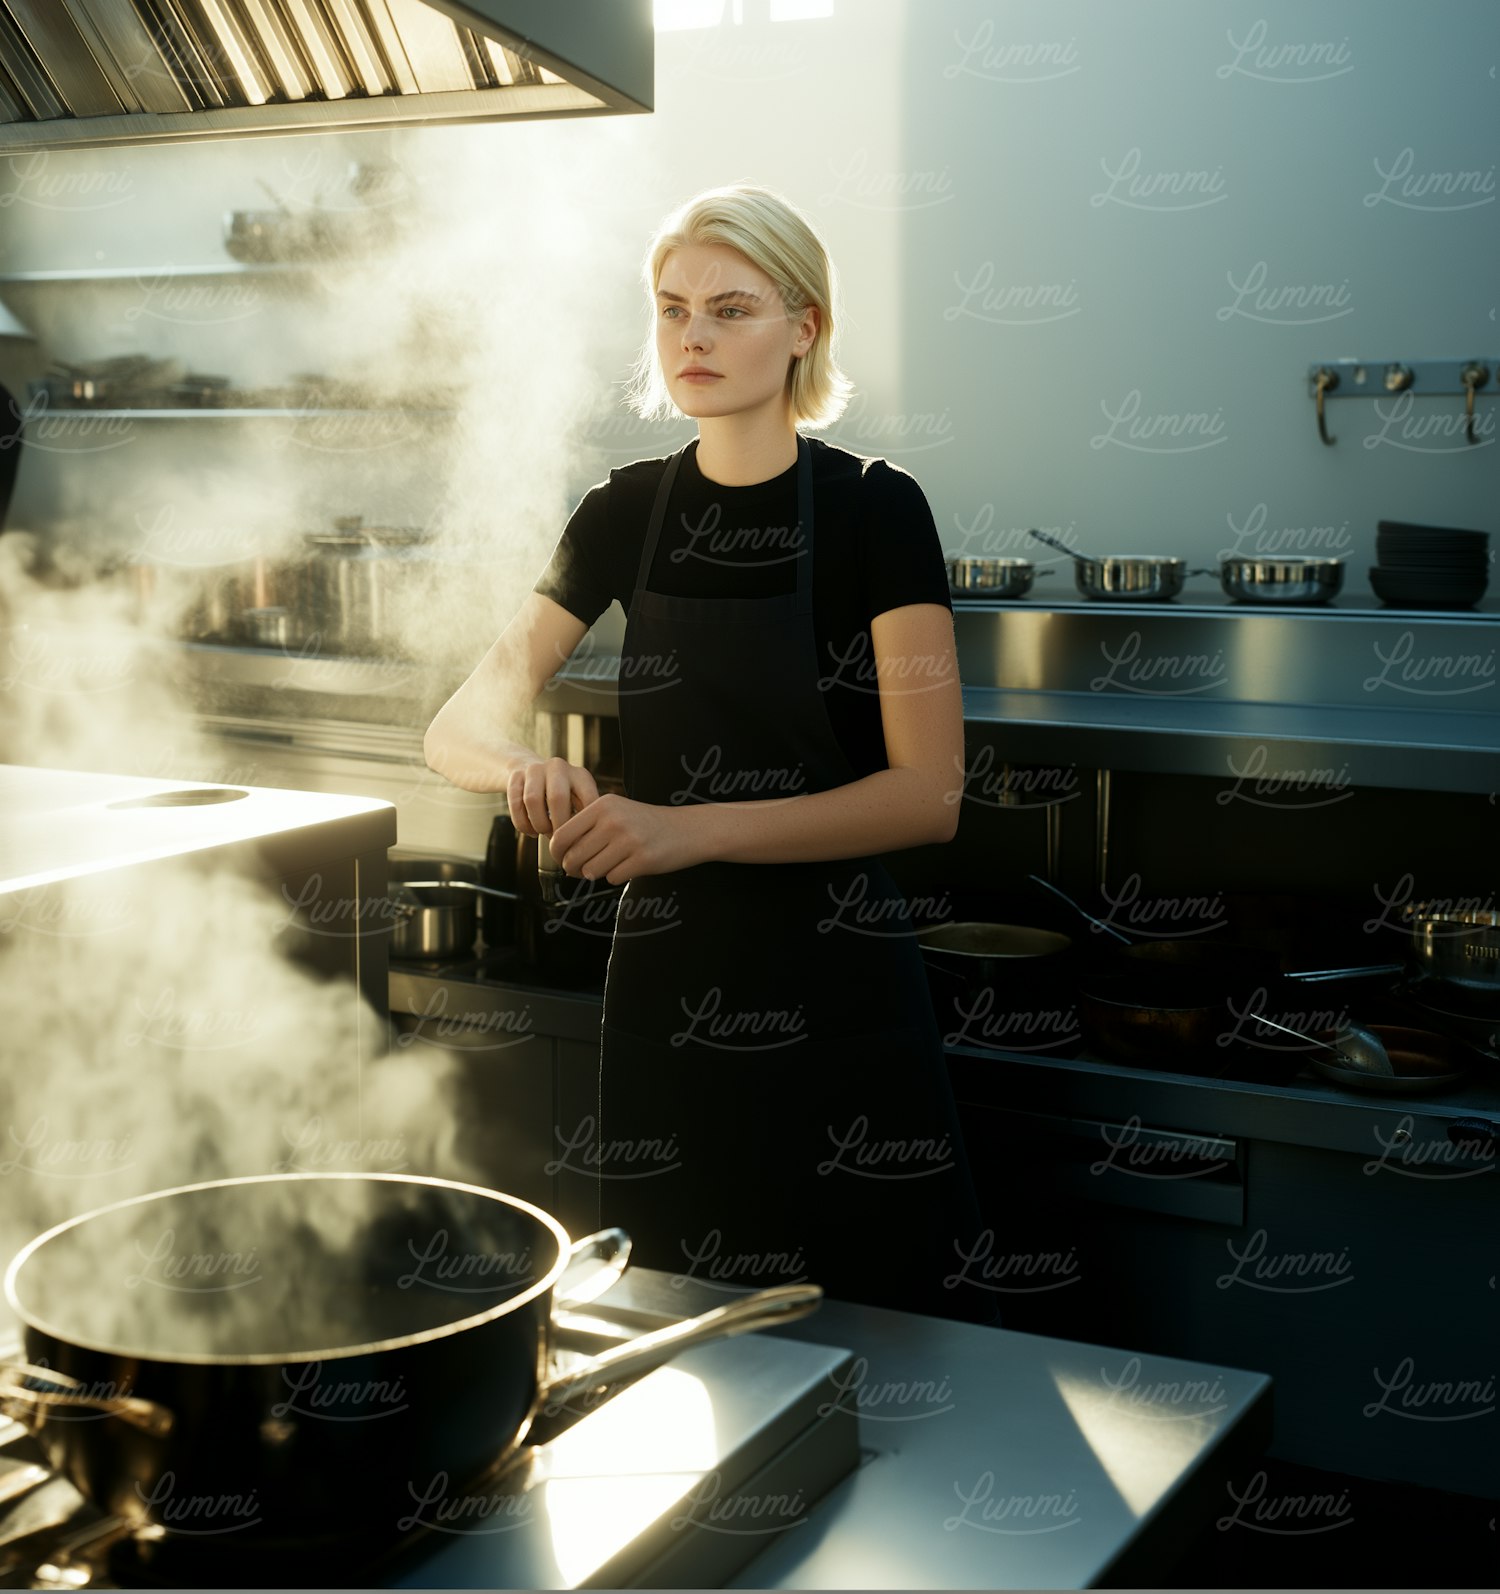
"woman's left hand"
549,794,704,883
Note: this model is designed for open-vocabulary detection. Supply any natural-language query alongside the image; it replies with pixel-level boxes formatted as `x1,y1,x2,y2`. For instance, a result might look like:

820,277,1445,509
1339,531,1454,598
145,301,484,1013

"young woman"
426,185,991,1323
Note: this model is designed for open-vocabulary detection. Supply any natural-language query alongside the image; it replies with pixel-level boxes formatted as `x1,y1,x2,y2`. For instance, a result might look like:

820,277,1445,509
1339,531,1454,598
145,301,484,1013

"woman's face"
654,242,817,424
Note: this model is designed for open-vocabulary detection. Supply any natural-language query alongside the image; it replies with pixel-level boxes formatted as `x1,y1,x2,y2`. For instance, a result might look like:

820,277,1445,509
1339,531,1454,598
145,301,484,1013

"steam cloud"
0,118,672,1344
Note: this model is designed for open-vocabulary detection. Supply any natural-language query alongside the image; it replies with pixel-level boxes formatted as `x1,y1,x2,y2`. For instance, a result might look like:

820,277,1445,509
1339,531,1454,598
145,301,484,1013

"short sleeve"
858,460,954,624
533,480,617,627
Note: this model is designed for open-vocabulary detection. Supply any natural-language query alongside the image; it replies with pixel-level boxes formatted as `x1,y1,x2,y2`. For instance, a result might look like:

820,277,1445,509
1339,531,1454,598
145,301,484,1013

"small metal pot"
947,558,1053,599
1217,557,1345,605
298,527,424,656
179,554,294,643
241,606,298,648
1406,907,1500,993
388,856,483,962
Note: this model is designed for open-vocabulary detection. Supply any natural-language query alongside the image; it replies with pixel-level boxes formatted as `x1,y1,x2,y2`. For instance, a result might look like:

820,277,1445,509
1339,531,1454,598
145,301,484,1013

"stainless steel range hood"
0,0,651,151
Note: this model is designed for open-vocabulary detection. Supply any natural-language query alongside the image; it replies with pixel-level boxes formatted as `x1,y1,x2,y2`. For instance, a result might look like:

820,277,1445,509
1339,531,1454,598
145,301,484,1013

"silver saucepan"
1214,557,1345,605
388,875,519,961
1405,905,1500,994
1028,529,1196,602
947,557,1055,598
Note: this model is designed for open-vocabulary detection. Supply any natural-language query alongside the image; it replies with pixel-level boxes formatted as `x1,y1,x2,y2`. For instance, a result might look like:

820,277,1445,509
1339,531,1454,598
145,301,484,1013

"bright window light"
654,0,727,29
655,0,833,28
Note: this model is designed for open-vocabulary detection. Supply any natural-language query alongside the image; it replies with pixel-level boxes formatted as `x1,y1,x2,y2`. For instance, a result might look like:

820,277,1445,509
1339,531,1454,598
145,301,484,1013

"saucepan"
916,921,1081,1056
0,1173,820,1568
1404,904,1500,994
1028,529,1198,602
917,921,1072,973
946,558,1054,599
1212,557,1345,606
388,878,518,961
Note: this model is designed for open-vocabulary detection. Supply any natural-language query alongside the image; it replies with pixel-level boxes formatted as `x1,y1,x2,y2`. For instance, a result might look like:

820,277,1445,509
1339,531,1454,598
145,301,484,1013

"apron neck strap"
792,434,813,613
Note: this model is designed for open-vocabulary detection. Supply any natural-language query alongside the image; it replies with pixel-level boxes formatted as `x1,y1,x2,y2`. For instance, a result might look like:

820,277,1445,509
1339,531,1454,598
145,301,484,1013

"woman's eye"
720,306,746,318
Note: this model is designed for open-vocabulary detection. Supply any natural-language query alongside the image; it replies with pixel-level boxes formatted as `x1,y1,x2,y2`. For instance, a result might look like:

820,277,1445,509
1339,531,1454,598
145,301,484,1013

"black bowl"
1369,567,1487,608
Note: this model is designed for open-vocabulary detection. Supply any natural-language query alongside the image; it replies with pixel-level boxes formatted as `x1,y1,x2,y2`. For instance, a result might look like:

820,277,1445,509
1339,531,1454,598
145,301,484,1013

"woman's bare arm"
423,593,600,833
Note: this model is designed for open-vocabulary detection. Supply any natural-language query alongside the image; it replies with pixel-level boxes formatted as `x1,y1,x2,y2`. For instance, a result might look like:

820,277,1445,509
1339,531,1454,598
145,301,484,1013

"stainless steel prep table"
594,1269,1272,1590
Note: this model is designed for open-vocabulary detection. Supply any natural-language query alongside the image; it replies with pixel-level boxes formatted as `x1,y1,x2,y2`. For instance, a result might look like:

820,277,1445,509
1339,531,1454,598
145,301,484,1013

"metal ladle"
1243,1012,1395,1076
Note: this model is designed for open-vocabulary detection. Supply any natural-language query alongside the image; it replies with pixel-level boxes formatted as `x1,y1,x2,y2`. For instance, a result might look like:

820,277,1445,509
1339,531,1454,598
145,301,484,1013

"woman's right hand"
508,756,600,837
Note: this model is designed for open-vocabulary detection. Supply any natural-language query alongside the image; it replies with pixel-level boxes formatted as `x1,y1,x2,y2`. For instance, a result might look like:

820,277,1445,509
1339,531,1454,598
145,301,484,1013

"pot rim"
1404,904,1500,930
1220,556,1345,572
3,1171,572,1368
1082,554,1182,567
916,920,1072,957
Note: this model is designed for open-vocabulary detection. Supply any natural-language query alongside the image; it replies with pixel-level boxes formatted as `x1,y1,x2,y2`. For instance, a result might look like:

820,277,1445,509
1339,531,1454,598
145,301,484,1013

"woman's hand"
507,757,600,837
549,795,703,884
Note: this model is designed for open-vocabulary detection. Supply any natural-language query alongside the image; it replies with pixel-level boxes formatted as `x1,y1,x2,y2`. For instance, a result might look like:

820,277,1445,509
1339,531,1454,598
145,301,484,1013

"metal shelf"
0,263,317,283
27,407,455,420
959,686,1499,794
947,1041,1500,1157
180,642,428,698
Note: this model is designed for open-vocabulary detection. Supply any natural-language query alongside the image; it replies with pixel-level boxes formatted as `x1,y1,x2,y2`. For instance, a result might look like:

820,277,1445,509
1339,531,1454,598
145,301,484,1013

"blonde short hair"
626,183,853,430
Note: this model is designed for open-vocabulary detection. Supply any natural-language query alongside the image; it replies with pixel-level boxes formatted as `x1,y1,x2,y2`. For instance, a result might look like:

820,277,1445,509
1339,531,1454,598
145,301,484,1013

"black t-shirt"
534,436,953,779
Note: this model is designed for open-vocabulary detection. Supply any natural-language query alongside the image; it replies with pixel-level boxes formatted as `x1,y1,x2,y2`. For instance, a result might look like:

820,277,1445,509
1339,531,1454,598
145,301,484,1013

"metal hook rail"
1307,358,1494,446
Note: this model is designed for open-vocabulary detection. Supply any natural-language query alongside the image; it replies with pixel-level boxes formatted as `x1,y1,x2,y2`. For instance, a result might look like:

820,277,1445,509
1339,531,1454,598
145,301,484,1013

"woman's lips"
678,370,722,383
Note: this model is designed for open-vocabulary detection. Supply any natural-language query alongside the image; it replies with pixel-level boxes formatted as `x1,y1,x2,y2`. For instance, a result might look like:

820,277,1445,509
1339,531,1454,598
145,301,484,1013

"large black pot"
916,921,1081,1056
0,1174,817,1574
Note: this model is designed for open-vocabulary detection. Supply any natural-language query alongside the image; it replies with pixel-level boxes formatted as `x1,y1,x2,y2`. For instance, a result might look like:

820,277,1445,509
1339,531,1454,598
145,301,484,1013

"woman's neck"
693,409,799,486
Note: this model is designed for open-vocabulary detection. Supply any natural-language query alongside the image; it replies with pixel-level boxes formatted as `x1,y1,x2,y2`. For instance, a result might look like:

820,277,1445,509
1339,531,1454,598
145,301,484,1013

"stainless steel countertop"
599,1270,1274,1590
0,764,394,894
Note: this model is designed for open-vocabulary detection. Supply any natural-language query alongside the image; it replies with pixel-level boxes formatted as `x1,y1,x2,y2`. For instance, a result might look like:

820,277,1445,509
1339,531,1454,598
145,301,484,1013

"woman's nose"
681,313,711,350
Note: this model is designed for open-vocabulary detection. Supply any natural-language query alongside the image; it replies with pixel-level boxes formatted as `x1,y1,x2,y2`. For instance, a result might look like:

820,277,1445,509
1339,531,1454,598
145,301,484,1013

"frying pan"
0,1174,820,1564
1305,1025,1477,1093
1029,878,1402,1069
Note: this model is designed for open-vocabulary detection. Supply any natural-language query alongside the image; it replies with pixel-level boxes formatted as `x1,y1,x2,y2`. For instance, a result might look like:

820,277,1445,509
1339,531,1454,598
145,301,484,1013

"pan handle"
552,1227,632,1313
1283,963,1404,982
538,1284,823,1416
1027,874,1133,944
0,1362,173,1438
398,880,522,903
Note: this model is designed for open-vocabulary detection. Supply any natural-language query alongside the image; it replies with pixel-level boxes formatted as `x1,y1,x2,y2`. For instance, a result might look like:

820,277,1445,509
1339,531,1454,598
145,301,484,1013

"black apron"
596,438,991,1322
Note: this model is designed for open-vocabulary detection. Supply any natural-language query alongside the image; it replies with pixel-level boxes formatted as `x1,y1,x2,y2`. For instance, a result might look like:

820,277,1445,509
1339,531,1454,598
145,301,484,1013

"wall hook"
1461,362,1489,445
1313,366,1338,445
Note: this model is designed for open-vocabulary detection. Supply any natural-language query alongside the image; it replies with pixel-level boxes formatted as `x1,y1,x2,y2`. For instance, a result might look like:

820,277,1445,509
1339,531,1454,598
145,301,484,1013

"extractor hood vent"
0,0,651,150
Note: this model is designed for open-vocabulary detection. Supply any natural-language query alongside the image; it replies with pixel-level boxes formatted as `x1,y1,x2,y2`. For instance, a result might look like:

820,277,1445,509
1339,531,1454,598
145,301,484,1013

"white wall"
3,1,1495,609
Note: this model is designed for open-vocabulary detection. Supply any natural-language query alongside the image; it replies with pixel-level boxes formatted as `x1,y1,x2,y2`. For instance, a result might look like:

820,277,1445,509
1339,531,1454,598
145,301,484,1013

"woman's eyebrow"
656,288,766,305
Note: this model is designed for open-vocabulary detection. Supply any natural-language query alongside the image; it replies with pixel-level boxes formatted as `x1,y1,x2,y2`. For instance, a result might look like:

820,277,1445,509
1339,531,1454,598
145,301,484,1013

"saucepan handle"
551,1227,632,1312
538,1283,824,1415
0,1361,173,1437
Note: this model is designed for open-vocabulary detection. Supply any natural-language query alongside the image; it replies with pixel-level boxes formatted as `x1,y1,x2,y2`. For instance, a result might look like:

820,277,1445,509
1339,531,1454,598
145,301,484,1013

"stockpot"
0,1174,820,1569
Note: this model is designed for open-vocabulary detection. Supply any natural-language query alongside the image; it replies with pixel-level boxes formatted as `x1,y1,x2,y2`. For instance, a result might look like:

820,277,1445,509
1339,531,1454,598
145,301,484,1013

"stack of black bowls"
1371,520,1490,608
